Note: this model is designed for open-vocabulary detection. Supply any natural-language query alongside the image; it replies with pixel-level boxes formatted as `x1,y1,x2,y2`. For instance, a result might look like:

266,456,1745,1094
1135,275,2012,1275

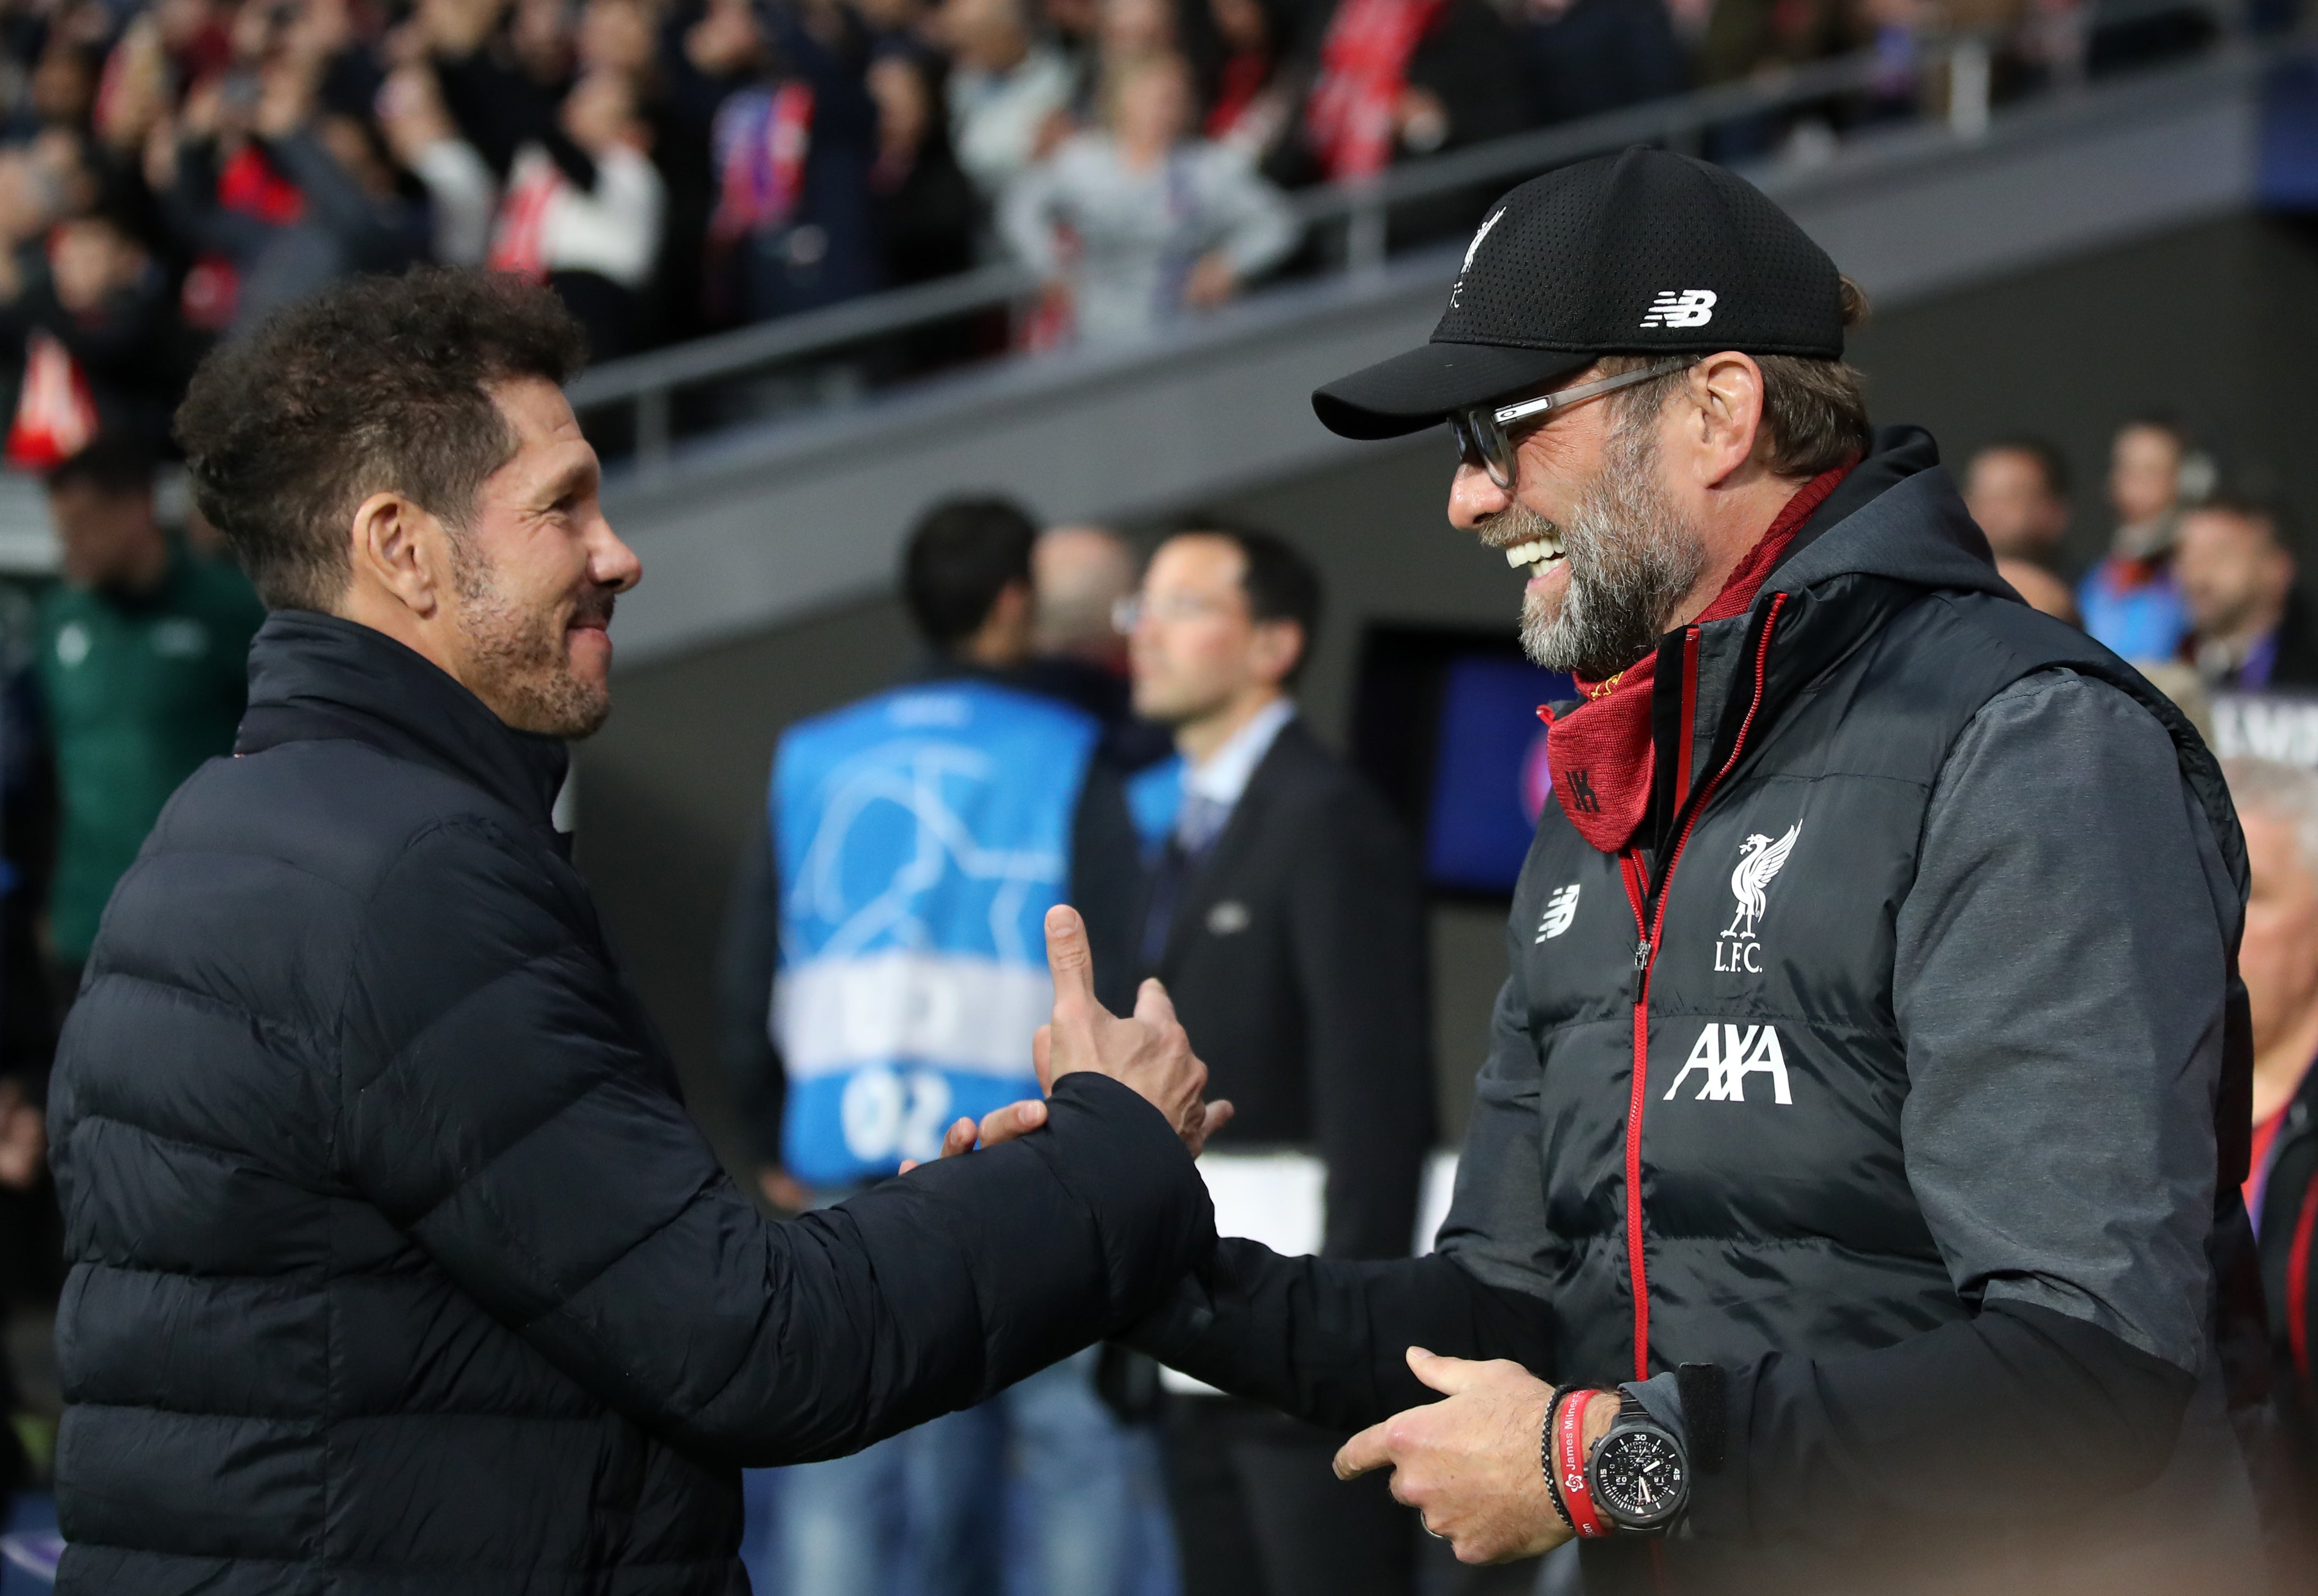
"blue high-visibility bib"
770,680,1099,1186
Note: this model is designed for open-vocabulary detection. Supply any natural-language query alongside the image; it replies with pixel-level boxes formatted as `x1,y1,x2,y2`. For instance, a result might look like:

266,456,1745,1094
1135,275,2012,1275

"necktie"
1141,794,1231,967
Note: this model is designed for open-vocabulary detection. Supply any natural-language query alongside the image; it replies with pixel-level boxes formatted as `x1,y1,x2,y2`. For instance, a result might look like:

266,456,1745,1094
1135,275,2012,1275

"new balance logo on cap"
1640,290,1717,328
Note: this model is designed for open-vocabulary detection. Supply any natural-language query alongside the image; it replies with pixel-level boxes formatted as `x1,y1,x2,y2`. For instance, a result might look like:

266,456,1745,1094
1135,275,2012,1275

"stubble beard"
1508,417,1707,682
453,544,614,740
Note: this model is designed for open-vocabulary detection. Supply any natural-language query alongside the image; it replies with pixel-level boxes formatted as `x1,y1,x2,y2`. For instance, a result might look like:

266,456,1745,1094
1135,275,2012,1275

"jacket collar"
235,609,570,831
1641,426,2006,854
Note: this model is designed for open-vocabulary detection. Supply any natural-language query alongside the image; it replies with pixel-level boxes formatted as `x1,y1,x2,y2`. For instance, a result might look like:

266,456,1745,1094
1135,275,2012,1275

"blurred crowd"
1961,417,2318,712
0,0,2230,468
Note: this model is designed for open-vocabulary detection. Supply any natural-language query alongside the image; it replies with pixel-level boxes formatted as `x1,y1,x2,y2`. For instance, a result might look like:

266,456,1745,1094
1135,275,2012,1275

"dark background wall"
577,211,2318,1172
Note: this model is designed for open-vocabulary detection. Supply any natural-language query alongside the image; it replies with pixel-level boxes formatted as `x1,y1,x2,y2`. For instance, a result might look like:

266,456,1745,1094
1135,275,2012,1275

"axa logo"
1716,822,1798,973
1639,289,1717,329
1536,883,1580,942
1664,1021,1792,1105
1449,207,1507,308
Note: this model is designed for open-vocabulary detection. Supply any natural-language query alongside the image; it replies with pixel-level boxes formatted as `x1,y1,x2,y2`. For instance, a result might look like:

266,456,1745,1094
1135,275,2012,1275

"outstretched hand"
901,906,1232,1172
1034,905,1232,1156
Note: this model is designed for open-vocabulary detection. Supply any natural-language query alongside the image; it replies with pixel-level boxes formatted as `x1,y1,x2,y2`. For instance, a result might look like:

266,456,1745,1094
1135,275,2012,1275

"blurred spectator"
484,66,668,357
2223,757,2318,1566
1997,555,2077,625
1024,521,1173,764
377,64,499,266
1000,51,1295,344
718,495,1151,1596
1698,0,1853,89
2174,496,2318,693
1182,0,1295,157
1267,0,1529,185
939,0,1076,195
1029,521,1138,703
866,48,979,290
0,201,180,466
2078,416,2204,662
144,8,429,336
1963,435,2070,565
32,436,261,1006
1510,0,1687,128
686,0,887,325
1122,521,1432,1596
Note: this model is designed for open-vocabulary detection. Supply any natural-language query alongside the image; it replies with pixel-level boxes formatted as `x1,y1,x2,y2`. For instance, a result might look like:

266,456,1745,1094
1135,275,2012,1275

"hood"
237,609,570,832
1769,425,2014,602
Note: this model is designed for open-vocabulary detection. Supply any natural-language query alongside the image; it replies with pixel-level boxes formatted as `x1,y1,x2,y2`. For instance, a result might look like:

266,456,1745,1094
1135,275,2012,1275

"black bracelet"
1539,1386,1577,1532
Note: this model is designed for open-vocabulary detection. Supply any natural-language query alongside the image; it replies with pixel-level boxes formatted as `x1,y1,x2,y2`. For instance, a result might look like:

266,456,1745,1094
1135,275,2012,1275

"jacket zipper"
1613,594,1787,1382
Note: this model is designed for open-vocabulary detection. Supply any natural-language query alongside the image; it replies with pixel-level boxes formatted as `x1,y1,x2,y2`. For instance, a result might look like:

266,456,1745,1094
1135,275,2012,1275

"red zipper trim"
1674,626,1700,807
2290,1178,2318,1389
1616,594,1788,1382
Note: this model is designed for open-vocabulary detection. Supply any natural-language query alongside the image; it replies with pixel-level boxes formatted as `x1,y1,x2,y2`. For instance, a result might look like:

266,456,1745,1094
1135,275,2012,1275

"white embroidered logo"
1536,883,1581,942
1716,822,1799,973
1639,289,1717,329
1449,208,1507,308
1664,1021,1793,1105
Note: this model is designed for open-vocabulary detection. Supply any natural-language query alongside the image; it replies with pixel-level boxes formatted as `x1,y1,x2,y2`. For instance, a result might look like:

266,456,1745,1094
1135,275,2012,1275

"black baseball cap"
1311,147,1847,441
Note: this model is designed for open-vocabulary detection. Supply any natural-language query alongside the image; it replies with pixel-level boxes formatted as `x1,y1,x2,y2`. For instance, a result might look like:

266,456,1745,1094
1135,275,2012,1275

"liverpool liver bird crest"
1723,823,1800,941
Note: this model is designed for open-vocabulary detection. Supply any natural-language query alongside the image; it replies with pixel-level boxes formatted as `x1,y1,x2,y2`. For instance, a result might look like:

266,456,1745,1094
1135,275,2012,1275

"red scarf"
1543,463,1852,854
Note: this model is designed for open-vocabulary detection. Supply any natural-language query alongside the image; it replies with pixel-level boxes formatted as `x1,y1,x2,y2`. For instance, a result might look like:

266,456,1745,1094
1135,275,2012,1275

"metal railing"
568,0,2247,477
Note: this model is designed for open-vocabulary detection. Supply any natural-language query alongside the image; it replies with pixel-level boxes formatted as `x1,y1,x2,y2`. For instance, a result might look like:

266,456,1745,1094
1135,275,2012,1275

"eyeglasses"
1448,357,1698,491
1111,592,1239,634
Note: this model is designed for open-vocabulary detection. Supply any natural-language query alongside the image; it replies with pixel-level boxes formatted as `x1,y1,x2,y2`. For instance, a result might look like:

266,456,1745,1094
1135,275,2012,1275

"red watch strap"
1554,1388,1612,1539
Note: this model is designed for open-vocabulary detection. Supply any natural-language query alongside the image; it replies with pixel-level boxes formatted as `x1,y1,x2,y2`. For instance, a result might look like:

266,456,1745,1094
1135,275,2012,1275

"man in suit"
1122,520,1436,1596
2174,495,2318,693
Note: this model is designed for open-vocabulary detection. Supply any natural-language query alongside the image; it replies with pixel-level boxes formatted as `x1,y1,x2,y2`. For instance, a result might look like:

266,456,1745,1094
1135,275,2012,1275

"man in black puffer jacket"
46,269,1223,1594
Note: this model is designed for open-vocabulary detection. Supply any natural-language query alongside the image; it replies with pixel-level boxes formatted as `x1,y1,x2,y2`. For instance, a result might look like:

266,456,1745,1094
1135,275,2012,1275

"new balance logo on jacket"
1537,883,1580,942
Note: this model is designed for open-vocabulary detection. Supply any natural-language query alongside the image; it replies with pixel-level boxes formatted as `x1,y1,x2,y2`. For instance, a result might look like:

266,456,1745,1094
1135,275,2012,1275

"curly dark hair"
174,269,588,611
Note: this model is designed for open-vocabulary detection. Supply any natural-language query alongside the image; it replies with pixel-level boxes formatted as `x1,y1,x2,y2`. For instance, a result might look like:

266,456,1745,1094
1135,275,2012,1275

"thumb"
1404,1346,1477,1397
1132,976,1178,1029
1044,903,1100,1019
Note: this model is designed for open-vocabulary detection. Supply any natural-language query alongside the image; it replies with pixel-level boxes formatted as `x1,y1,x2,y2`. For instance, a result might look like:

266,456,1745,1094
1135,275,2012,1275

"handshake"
902,904,1235,1171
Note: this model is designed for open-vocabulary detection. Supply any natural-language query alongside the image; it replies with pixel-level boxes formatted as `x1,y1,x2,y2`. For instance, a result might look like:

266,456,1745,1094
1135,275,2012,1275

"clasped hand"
1334,1347,1593,1565
900,904,1232,1170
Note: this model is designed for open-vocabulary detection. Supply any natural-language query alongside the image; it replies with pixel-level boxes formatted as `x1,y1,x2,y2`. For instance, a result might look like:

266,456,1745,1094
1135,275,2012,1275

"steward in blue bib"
772,677,1102,1186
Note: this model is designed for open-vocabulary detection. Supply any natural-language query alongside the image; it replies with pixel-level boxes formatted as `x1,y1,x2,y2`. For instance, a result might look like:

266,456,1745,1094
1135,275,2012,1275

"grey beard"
1513,421,1706,681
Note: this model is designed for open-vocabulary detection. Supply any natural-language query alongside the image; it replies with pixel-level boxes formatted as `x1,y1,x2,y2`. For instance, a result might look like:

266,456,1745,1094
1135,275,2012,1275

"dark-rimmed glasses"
1448,357,1698,491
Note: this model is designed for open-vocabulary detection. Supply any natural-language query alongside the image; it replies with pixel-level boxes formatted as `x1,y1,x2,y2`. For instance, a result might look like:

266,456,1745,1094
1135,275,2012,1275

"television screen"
1352,626,1573,898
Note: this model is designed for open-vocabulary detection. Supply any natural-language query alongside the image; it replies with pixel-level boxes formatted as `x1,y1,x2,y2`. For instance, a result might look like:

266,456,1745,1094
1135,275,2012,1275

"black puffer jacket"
48,609,1213,1595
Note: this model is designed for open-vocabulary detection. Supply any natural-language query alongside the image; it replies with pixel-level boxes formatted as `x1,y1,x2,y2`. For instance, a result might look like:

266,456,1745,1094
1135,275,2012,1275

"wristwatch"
1583,1389,1690,1533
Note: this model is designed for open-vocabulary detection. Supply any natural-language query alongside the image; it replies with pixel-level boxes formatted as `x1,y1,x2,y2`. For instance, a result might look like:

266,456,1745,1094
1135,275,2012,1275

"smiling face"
1451,364,1707,681
444,377,640,738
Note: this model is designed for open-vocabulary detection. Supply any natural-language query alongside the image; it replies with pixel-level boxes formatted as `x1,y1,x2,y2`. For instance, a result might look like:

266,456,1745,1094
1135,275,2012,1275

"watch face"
1589,1429,1687,1527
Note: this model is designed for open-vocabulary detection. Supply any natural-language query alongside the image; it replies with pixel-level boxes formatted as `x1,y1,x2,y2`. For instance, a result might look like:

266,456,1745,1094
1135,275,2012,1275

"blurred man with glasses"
1119,520,1436,1596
